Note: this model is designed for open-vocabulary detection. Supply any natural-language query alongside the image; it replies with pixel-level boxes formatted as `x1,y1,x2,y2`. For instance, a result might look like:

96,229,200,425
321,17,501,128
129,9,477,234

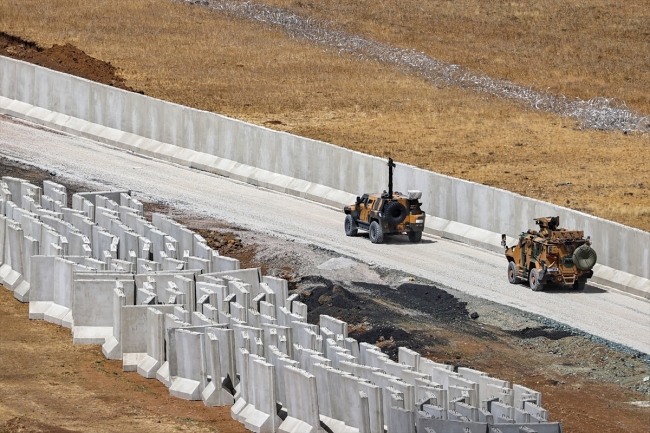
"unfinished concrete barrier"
0,55,648,300
0,175,564,433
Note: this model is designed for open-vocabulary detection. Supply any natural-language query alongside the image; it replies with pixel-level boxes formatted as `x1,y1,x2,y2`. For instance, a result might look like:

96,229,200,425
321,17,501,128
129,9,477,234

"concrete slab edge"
1,96,648,300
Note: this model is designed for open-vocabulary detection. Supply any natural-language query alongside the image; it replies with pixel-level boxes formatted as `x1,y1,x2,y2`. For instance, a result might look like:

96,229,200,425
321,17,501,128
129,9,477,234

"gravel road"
1,115,649,354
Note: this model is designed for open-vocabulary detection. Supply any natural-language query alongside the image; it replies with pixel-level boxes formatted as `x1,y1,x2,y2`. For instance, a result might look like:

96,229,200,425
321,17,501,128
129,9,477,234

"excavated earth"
0,32,140,93
0,38,649,433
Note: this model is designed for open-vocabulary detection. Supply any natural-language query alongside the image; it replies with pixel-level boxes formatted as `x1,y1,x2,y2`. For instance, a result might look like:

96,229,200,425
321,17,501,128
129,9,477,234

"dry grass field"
0,0,649,231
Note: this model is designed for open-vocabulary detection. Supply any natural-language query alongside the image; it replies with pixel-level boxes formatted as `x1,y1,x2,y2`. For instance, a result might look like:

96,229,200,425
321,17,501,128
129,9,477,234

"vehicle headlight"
416,219,424,224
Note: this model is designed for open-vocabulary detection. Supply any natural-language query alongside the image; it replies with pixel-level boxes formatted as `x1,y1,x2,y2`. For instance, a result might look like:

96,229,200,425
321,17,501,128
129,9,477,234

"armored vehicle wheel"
529,268,545,291
384,201,408,225
507,261,519,284
369,221,384,244
344,214,358,237
408,230,422,243
573,278,586,291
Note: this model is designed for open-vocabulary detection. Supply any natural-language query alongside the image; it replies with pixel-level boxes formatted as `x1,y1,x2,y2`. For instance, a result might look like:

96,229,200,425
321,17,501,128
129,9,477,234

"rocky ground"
1,157,648,432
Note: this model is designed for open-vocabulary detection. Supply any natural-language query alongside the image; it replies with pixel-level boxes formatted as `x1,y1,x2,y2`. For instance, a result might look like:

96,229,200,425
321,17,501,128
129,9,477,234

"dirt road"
1,115,648,355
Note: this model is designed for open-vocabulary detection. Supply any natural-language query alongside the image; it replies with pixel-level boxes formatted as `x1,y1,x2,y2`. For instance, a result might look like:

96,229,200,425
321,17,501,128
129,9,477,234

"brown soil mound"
0,32,141,94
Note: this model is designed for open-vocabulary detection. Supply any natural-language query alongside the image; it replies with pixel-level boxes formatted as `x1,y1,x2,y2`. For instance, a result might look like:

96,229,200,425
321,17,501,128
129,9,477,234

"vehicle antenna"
387,157,395,198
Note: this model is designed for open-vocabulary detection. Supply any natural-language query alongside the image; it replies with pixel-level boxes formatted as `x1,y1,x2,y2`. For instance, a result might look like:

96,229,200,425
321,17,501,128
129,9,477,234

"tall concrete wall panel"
1,55,649,279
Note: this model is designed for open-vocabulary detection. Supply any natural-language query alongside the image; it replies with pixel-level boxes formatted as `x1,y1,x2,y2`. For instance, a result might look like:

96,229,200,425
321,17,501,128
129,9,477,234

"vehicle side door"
359,196,373,223
519,235,528,275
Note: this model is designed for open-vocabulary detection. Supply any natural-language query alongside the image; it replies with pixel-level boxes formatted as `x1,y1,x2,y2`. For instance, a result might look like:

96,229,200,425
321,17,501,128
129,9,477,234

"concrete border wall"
1,55,649,282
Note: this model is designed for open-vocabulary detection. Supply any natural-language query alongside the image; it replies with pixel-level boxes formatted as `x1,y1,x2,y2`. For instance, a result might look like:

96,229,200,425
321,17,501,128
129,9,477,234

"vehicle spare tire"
572,244,597,270
384,201,408,225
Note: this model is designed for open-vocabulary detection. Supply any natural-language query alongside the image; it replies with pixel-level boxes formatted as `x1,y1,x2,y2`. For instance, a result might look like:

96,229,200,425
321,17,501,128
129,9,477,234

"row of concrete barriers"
0,54,648,298
0,175,562,433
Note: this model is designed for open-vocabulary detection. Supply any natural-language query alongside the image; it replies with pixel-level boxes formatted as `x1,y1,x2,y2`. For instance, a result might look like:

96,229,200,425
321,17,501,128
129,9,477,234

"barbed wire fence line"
183,0,649,133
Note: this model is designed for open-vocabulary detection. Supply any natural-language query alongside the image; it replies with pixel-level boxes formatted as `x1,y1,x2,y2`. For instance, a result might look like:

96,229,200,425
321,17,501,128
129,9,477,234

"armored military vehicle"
343,158,425,243
502,216,597,291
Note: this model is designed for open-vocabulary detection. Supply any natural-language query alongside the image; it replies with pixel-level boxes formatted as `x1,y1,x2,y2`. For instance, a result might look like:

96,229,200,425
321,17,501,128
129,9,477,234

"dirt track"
0,157,649,433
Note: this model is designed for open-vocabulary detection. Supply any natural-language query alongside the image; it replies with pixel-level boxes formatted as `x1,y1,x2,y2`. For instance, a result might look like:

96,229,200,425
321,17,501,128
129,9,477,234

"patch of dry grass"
0,0,649,231
265,0,650,113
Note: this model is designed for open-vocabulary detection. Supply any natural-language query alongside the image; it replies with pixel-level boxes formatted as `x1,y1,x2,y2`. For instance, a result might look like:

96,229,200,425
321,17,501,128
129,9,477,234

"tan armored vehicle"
344,158,425,243
502,216,597,291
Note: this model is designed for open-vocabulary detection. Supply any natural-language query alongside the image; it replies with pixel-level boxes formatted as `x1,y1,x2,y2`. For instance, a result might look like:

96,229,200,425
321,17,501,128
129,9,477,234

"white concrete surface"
0,114,649,355
0,55,648,283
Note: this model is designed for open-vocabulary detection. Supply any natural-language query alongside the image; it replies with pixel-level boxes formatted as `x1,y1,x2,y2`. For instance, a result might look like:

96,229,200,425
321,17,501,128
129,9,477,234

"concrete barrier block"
0,216,6,266
365,349,389,370
414,379,446,413
523,401,548,421
72,279,129,343
358,342,381,366
513,384,542,408
5,223,24,281
262,276,288,318
202,332,235,406
13,280,30,302
169,329,205,400
231,348,252,421
416,413,488,433
43,303,70,326
337,361,380,383
384,359,413,379
211,255,240,272
2,265,23,292
137,308,166,379
244,358,282,433
279,366,322,433
0,59,17,99
319,315,348,339
382,386,403,432
102,288,126,359
592,264,650,299
401,370,431,388
489,423,562,433
389,378,416,413
398,347,420,371
336,374,372,433
389,404,415,433
343,337,359,358
291,301,307,319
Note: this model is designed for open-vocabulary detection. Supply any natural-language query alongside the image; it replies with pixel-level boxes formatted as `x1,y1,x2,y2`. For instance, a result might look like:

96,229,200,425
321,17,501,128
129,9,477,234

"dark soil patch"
0,32,141,94
507,326,574,341
297,276,375,325
295,276,446,360
354,281,469,321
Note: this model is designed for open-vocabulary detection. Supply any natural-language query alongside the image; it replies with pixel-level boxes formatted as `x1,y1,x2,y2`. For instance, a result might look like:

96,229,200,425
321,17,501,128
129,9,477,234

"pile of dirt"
193,229,244,256
294,276,459,360
0,32,141,93
297,276,372,325
354,281,469,321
